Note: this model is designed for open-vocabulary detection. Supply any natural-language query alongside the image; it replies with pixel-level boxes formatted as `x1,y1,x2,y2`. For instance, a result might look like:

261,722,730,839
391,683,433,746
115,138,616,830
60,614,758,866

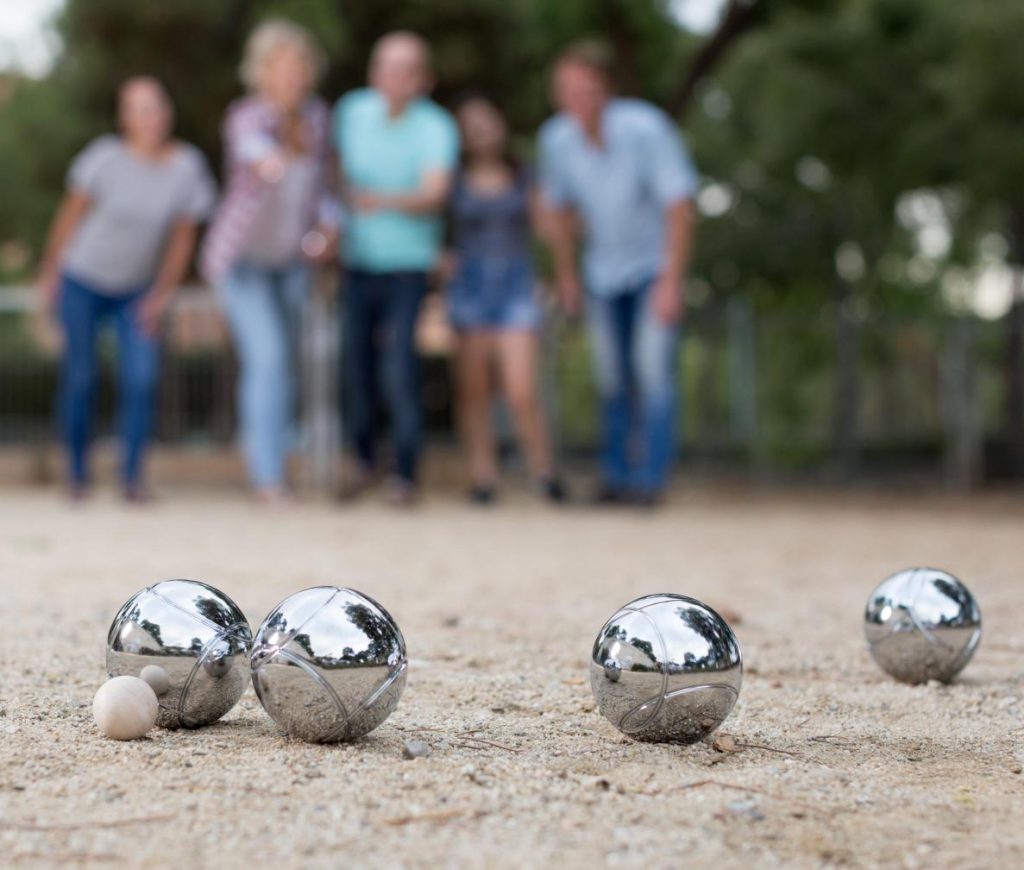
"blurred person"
334,31,458,507
201,20,338,504
36,76,216,502
539,42,699,507
448,95,565,506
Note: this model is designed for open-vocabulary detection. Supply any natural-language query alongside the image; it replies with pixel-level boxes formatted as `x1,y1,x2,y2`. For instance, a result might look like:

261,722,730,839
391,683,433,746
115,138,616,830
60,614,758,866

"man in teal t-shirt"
334,31,459,505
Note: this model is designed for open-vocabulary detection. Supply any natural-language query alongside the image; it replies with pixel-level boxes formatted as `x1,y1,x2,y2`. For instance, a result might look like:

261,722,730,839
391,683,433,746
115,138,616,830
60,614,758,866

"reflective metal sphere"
250,586,407,742
106,579,252,729
590,594,743,743
864,567,982,684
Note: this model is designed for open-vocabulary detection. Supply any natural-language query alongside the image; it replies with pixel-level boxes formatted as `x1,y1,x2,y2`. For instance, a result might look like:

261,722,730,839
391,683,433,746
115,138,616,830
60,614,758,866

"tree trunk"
599,0,643,96
665,0,764,118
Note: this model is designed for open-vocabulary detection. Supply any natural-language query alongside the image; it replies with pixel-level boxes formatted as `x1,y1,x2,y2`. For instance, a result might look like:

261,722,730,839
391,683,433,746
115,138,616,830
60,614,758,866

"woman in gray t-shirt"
36,76,216,501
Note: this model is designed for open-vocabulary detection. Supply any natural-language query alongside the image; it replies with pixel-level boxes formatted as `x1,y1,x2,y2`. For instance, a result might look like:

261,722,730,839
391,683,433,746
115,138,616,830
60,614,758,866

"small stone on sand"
403,739,432,759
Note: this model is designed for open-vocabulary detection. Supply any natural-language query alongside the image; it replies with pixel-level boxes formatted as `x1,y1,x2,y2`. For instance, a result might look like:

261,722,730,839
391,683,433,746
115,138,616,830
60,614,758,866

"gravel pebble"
402,739,432,759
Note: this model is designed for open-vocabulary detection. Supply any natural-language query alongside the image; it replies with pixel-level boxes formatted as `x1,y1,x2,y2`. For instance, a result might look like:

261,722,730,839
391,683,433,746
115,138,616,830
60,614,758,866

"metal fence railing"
2,284,1021,488
0,286,237,447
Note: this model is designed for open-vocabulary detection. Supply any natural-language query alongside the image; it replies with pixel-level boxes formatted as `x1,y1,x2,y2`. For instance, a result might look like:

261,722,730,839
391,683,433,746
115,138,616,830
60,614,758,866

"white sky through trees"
0,0,731,78
670,0,728,34
0,0,63,77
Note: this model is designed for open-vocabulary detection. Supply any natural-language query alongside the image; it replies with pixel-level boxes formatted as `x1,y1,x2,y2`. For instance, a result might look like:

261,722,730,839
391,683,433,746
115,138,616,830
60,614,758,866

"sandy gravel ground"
1,484,1022,869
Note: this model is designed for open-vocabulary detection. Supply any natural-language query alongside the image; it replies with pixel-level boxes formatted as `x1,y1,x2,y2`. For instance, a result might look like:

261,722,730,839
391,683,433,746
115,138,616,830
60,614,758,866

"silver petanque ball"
864,567,982,684
590,594,743,743
250,586,407,743
106,579,252,729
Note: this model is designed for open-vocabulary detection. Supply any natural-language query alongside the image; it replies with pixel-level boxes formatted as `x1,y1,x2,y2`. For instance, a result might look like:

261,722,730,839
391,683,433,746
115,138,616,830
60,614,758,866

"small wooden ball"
139,665,170,696
93,676,158,740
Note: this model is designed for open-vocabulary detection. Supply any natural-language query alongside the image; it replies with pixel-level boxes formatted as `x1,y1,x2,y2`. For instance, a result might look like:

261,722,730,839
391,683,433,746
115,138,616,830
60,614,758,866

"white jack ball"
93,675,158,740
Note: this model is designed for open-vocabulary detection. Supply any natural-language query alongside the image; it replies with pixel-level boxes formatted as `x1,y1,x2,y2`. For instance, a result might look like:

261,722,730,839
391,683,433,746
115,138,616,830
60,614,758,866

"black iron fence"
1,284,1020,488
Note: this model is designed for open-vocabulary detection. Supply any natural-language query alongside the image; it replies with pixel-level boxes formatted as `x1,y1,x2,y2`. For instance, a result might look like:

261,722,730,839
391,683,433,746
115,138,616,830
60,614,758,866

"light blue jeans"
586,278,681,495
220,261,309,489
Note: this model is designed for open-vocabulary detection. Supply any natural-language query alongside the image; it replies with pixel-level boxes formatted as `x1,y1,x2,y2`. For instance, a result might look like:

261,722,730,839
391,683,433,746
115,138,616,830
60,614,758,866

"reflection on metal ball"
864,567,982,684
250,586,407,743
106,579,252,729
590,594,743,743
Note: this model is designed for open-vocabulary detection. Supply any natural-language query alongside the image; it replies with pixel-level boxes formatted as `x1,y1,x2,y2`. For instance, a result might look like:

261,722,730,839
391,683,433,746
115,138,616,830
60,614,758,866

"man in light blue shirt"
334,31,459,505
539,41,699,506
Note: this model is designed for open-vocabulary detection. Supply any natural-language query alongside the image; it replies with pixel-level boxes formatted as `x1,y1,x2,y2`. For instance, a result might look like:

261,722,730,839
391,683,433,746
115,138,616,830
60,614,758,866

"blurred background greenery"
1,0,1023,484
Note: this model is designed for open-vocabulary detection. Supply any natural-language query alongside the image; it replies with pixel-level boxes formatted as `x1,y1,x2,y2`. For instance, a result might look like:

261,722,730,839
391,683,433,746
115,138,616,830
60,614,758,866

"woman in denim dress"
448,96,565,505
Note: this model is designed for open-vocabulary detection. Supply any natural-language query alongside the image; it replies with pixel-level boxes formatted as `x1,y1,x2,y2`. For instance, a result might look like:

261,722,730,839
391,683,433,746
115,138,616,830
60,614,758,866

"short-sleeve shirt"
538,98,698,296
200,96,335,284
450,165,533,264
334,88,458,272
63,135,216,294
239,156,319,267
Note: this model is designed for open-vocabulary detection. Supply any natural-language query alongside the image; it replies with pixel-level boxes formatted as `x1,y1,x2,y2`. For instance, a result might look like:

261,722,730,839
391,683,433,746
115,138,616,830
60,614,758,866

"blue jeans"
58,273,159,487
586,279,681,495
342,270,428,483
221,261,309,489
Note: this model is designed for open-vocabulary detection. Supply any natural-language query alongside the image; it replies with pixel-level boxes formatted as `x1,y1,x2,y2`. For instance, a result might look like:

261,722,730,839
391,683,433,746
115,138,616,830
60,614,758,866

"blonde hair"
239,19,326,92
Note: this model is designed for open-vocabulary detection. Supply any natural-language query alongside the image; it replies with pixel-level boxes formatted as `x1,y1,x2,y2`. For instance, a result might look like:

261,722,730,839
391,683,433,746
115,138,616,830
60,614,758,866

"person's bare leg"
495,329,555,482
456,331,498,489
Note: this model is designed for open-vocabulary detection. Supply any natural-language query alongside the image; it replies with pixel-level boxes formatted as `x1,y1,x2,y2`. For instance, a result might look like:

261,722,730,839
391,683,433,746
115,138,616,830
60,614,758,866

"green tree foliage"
690,0,1024,312
0,0,696,278
2,0,1023,472
1,0,1022,302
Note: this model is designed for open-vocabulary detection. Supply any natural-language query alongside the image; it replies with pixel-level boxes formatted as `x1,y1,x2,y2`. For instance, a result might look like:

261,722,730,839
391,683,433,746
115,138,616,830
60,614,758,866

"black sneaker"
629,489,665,509
467,484,498,506
590,483,628,506
538,477,569,505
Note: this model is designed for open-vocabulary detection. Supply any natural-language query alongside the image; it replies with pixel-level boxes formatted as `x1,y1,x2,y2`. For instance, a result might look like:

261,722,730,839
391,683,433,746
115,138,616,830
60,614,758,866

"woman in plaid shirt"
201,20,339,504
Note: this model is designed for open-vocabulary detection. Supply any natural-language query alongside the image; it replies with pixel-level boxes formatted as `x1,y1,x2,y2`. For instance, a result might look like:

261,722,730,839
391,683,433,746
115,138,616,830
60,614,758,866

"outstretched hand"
301,226,340,264
350,189,386,213
137,291,170,337
650,274,686,326
557,271,584,321
32,269,63,355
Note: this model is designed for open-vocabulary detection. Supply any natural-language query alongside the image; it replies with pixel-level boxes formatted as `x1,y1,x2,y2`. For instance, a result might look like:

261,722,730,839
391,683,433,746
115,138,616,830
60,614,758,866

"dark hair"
553,39,615,85
113,75,176,115
452,91,521,175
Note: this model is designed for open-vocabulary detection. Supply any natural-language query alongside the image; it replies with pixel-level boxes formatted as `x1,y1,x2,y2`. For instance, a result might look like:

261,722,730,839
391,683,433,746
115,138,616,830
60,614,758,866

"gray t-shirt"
62,135,217,294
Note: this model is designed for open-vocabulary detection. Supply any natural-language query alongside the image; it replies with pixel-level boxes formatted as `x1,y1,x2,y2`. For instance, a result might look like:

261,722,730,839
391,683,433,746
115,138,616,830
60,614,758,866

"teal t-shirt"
334,88,459,272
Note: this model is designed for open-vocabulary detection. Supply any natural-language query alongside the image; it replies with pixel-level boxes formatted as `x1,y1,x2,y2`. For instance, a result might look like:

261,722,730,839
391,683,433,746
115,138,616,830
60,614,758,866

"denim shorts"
447,255,541,331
